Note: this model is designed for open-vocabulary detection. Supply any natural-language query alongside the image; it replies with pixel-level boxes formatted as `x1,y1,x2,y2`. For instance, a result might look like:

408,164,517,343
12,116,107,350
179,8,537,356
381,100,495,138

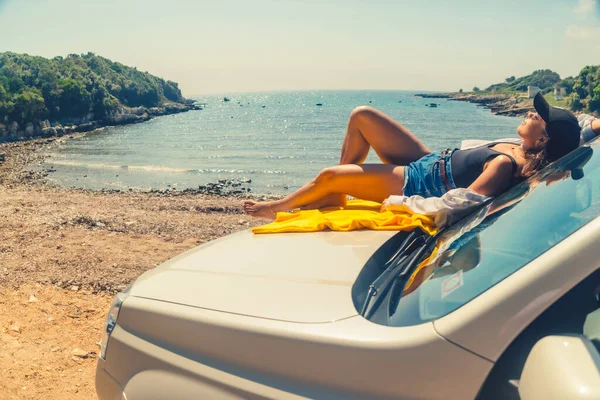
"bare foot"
300,193,347,210
243,200,277,220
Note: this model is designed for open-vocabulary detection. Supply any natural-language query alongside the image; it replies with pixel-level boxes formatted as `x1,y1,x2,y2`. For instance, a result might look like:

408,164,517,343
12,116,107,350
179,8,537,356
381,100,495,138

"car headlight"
99,290,129,360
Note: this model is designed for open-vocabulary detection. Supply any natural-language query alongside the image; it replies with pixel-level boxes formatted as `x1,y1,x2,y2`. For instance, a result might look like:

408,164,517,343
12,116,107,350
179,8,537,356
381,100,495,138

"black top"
450,144,518,188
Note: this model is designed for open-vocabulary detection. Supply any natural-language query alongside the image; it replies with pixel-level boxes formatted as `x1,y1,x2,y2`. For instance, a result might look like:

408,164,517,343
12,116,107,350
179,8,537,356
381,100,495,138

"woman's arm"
467,155,514,197
580,115,600,143
593,119,600,136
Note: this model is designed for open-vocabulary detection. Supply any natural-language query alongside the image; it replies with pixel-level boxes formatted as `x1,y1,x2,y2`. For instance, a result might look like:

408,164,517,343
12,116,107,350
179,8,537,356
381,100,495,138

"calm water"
40,91,520,195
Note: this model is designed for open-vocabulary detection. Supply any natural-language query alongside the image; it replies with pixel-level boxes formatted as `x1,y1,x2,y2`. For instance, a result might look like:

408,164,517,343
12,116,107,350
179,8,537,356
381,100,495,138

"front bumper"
96,357,126,400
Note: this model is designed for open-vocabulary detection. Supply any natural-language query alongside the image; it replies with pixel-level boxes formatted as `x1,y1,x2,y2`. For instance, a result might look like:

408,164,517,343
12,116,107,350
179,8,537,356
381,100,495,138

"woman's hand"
380,197,390,212
380,195,405,212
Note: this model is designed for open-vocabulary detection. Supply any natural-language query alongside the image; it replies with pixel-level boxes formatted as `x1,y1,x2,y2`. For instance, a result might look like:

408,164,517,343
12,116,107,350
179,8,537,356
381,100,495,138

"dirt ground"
0,285,111,399
0,138,267,399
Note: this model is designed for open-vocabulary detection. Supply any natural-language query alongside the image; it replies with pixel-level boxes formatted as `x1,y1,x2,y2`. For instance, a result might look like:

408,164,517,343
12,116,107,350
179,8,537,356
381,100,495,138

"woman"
244,93,582,219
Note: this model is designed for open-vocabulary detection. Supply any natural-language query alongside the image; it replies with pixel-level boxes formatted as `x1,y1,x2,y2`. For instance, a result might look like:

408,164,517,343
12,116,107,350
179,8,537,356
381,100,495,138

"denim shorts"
403,150,457,198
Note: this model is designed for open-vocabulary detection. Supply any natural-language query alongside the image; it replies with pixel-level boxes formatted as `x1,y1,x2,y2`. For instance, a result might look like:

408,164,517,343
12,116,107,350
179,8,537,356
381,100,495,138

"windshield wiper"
360,230,429,317
360,230,441,319
359,196,498,320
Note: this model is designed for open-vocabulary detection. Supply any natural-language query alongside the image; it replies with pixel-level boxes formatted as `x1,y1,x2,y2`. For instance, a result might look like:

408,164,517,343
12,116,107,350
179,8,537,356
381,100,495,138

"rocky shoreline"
415,92,534,117
0,134,281,200
0,100,203,143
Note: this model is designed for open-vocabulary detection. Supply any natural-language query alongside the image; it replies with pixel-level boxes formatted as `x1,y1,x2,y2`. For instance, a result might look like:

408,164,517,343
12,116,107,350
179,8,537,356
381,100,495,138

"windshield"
378,143,600,327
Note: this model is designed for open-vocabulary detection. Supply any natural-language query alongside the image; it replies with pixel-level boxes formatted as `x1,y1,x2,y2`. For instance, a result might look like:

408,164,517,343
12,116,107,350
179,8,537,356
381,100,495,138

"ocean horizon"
38,90,521,195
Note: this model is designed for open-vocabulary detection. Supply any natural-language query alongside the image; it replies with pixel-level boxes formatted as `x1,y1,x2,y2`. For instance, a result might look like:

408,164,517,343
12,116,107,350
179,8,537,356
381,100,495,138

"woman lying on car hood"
244,93,583,220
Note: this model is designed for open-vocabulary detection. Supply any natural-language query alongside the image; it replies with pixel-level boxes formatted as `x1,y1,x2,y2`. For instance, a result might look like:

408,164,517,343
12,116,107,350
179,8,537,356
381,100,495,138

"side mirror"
518,335,600,400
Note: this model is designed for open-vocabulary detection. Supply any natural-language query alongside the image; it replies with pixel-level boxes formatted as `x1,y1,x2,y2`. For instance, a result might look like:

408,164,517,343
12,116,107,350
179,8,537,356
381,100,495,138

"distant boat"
426,103,438,108
223,97,230,102
316,103,323,106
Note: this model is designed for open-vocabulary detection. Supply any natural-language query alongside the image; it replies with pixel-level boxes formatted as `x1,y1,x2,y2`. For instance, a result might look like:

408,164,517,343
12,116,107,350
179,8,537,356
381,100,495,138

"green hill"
0,52,195,138
476,66,600,114
485,69,561,94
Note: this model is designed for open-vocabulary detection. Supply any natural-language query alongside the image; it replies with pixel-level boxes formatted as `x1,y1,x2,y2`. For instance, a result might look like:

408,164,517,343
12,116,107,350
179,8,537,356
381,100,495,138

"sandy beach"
0,136,268,399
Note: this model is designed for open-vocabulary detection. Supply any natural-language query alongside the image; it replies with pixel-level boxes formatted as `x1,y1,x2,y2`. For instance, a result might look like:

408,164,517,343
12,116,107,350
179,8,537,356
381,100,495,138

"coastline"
415,92,534,117
0,101,202,143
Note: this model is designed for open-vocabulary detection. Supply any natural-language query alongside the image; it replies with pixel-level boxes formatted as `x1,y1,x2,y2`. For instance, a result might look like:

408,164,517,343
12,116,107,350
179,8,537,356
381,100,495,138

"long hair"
520,148,550,179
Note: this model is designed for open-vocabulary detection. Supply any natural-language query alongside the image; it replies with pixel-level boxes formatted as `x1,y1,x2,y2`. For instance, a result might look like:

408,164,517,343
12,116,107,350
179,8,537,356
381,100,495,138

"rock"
42,127,57,137
73,122,98,133
70,285,79,291
25,123,35,136
0,154,5,163
10,325,20,333
94,221,106,227
28,295,38,303
8,121,18,134
71,356,82,363
51,347,60,352
238,219,246,225
71,348,90,358
124,221,136,226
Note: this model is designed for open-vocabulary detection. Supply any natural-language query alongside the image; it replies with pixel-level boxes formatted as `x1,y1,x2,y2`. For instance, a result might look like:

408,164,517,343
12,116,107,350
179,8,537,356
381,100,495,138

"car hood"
129,229,397,323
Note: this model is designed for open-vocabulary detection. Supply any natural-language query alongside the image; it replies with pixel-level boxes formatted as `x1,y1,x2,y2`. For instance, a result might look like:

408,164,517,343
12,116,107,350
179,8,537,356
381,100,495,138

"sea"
39,91,520,195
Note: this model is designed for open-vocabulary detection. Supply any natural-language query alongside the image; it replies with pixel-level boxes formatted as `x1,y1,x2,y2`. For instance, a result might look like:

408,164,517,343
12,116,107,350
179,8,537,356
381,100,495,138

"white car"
96,144,600,400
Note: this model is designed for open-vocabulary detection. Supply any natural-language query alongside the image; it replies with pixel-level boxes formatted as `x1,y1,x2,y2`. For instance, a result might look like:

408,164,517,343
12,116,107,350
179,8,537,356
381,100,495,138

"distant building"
528,86,541,98
554,87,567,97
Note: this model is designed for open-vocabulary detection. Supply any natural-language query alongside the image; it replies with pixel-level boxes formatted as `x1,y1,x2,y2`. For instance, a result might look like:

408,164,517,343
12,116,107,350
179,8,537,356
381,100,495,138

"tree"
0,82,6,102
568,93,583,112
58,79,91,118
572,65,598,99
505,76,515,83
162,80,182,102
10,91,48,124
473,87,480,92
588,85,600,113
560,76,575,94
459,88,463,93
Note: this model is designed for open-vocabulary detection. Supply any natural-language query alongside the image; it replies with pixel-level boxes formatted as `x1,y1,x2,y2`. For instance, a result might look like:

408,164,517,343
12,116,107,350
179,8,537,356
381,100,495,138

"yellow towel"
251,199,438,235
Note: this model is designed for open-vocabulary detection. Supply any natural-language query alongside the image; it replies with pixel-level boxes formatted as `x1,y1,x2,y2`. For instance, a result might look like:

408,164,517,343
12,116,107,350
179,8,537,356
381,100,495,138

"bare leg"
244,164,405,219
301,106,431,210
340,106,431,165
298,193,347,210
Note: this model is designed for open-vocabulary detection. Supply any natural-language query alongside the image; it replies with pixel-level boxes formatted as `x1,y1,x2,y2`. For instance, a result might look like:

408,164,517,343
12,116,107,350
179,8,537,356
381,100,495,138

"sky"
0,0,598,96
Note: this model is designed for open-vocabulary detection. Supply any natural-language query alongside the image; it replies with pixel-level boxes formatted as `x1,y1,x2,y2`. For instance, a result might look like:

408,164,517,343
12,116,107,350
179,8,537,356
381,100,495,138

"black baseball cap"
533,92,581,162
